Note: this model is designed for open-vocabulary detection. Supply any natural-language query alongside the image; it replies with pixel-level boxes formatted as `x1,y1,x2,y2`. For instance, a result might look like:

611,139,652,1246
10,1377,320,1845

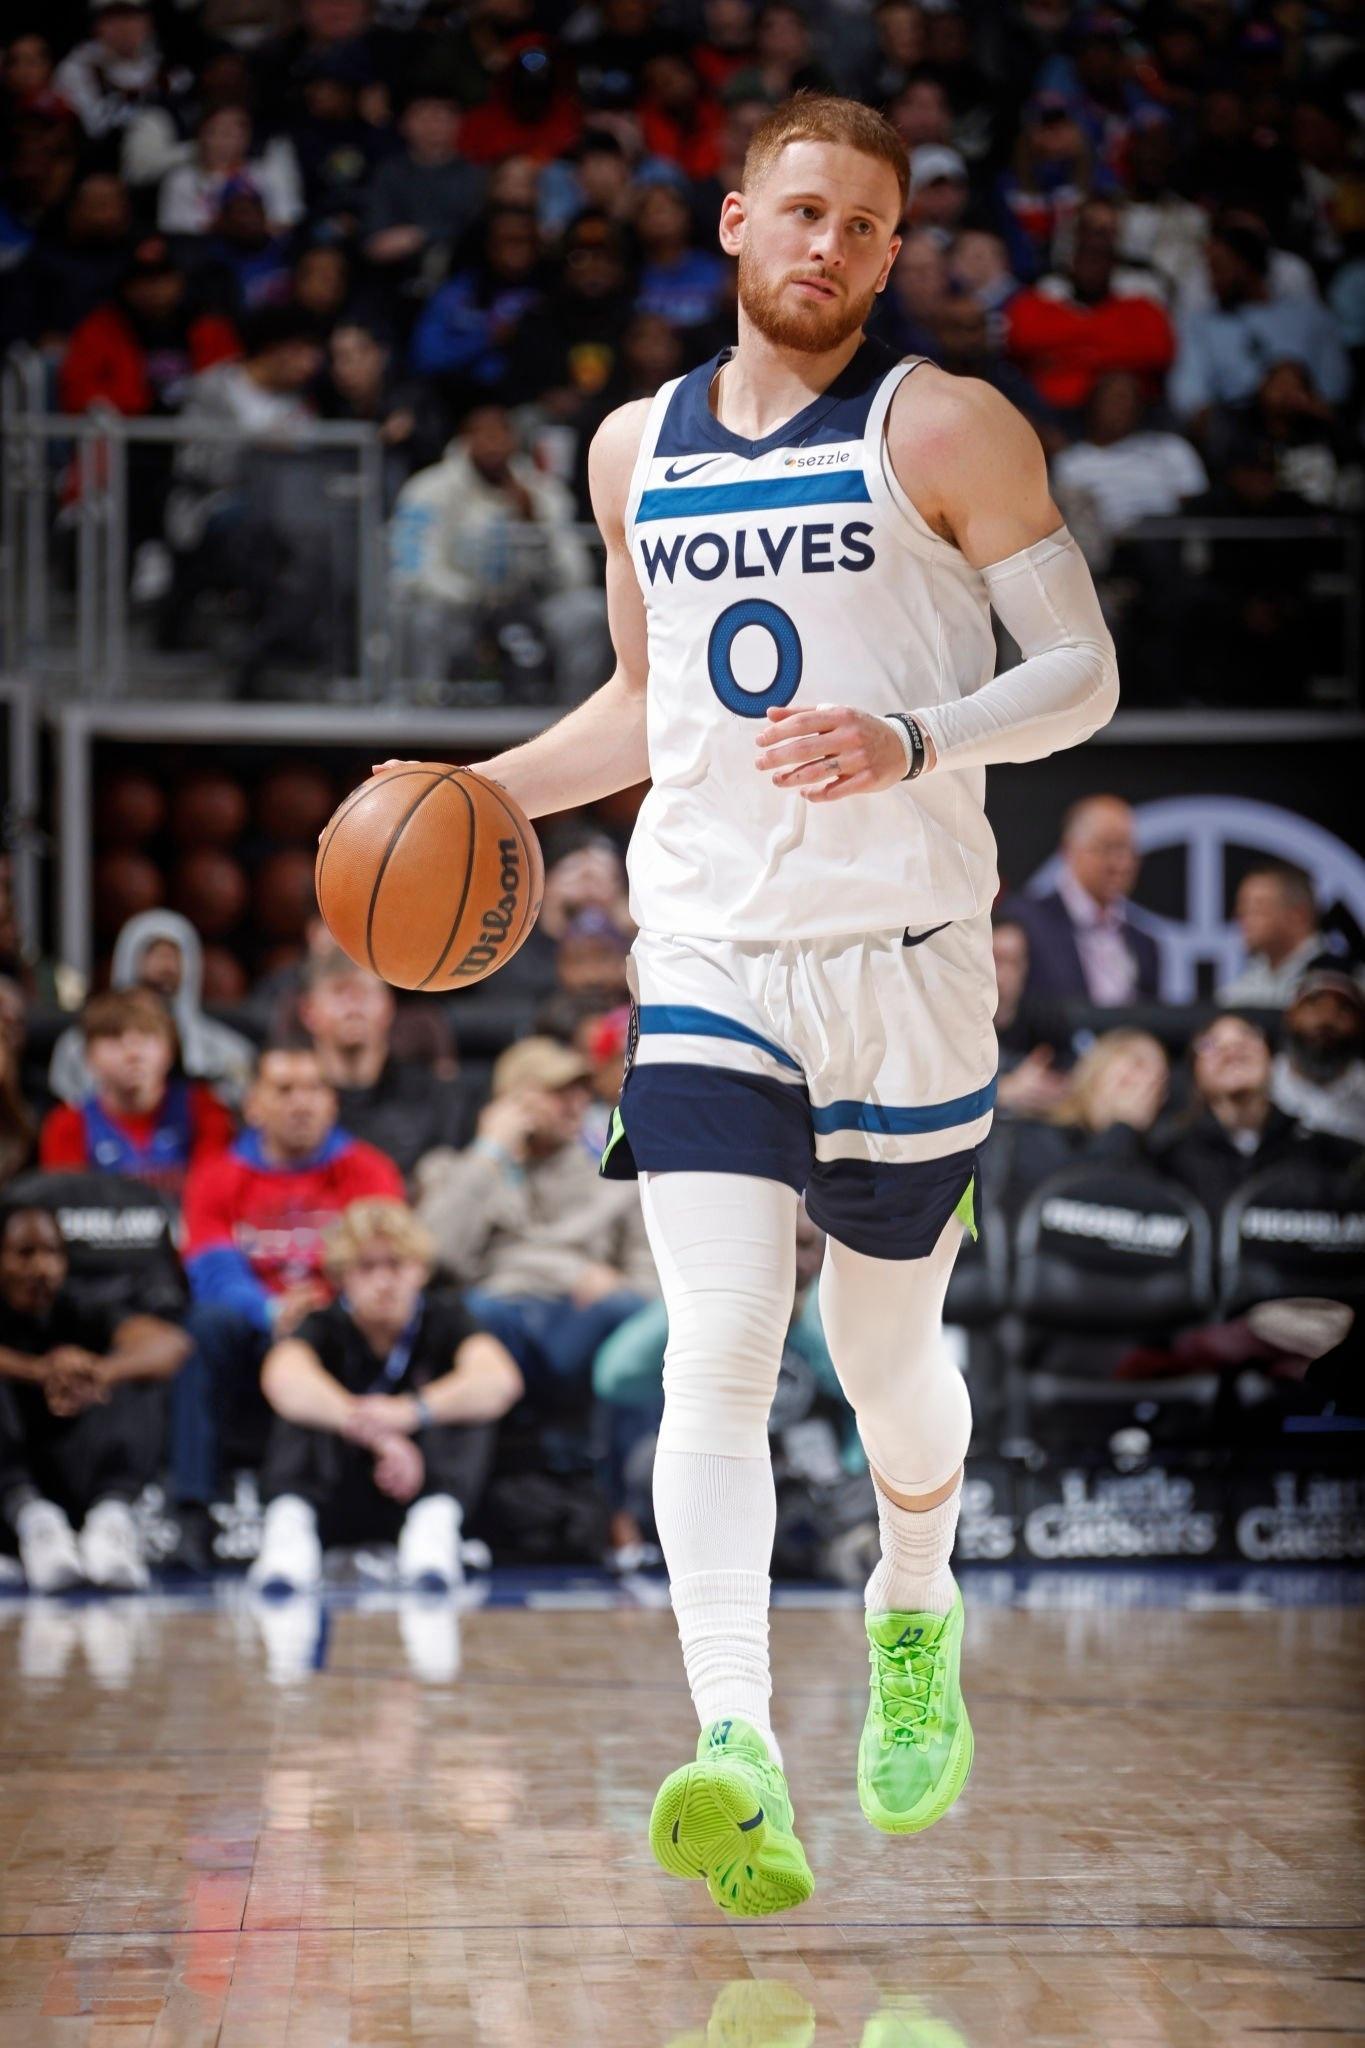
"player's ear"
718,190,747,258
875,234,902,295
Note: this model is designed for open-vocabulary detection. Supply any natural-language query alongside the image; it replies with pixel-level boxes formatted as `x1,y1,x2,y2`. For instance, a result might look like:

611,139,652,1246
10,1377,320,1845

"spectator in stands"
1168,218,1351,428
948,225,1021,319
1219,864,1335,1008
1114,109,1206,303
54,0,184,147
251,1199,522,1593
906,145,970,245
1005,1027,1170,1194
7,169,133,348
197,180,295,316
875,226,949,358
1211,359,1361,513
631,175,729,333
637,49,724,182
361,89,486,308
291,243,352,331
1154,1013,1354,1220
252,0,384,136
927,292,1058,439
166,304,328,692
731,3,834,104
39,989,234,1207
2,32,65,128
1271,972,1365,1146
993,91,1093,286
317,320,440,496
178,1040,402,1503
1051,370,1208,567
50,910,256,1108
408,206,543,395
888,69,954,156
0,1006,35,1187
459,38,582,166
0,1200,190,1591
992,916,1070,1119
502,834,634,1004
390,400,606,702
554,911,632,1007
58,232,237,423
298,950,470,1176
158,105,303,239
1006,796,1159,1006
506,207,635,411
415,1036,656,1404
1006,196,1176,420
288,47,392,233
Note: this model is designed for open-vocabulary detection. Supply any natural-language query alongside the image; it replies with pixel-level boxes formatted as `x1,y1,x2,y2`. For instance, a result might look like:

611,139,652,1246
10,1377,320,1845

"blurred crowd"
1,0,1361,699
0,798,1361,1594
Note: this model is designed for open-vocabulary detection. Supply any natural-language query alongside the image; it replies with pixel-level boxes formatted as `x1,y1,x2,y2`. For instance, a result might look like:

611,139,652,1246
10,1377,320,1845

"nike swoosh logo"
663,457,719,482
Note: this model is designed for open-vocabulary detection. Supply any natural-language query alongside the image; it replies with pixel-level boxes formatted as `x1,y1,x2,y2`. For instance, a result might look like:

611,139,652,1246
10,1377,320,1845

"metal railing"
2,351,1359,708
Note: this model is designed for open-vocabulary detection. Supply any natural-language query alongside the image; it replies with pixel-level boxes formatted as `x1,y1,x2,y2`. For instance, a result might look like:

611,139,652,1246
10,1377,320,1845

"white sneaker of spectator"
249,1495,323,1595
397,1494,462,1593
79,1499,150,1591
17,1498,86,1593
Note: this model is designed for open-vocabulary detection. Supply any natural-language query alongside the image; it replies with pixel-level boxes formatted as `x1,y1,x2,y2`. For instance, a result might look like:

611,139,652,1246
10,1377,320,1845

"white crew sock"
653,1446,782,1765
863,1479,962,1618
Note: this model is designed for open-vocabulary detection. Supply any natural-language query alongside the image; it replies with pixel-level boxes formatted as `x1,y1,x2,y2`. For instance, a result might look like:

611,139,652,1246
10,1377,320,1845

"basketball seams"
412,774,477,990
363,771,458,977
316,767,446,908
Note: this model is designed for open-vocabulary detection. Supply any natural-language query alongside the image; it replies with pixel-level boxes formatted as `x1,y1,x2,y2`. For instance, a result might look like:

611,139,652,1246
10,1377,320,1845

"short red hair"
742,92,909,213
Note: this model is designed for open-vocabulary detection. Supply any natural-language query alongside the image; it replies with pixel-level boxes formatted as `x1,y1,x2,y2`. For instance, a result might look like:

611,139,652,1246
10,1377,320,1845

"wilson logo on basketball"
454,839,524,978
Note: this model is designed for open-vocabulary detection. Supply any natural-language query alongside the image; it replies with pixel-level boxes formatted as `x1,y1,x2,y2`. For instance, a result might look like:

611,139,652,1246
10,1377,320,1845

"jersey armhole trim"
624,377,685,540
862,357,958,557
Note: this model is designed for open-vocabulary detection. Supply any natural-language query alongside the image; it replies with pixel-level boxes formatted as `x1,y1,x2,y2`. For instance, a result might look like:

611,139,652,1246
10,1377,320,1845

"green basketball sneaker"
857,1591,973,1834
649,1718,815,1917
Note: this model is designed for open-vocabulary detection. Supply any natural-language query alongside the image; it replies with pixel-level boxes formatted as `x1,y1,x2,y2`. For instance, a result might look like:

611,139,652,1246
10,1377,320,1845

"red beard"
737,246,879,353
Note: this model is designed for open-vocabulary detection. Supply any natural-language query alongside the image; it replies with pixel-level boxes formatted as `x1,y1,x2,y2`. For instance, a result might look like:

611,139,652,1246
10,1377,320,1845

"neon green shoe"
664,1980,816,2048
649,1717,815,1918
857,1591,973,1834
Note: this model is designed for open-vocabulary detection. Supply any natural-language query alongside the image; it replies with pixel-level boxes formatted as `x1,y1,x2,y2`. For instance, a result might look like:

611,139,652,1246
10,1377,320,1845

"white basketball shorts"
601,913,998,1259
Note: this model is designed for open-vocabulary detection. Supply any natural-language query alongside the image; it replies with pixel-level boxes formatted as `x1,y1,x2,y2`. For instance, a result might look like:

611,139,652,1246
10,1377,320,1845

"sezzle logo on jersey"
782,448,855,469
639,520,876,586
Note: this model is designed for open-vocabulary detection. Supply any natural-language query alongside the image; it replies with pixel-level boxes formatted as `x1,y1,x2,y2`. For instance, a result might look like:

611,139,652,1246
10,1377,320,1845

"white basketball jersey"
624,338,1000,941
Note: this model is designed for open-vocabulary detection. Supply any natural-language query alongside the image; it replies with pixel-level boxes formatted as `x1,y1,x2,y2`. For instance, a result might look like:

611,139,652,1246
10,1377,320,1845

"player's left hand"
754,705,935,801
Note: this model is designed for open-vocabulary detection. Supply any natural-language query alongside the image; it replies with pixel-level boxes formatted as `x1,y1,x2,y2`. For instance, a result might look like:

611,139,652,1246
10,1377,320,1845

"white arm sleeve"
913,526,1119,772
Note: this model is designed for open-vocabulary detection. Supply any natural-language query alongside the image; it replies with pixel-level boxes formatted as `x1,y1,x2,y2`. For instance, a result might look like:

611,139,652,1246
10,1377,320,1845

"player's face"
723,140,901,355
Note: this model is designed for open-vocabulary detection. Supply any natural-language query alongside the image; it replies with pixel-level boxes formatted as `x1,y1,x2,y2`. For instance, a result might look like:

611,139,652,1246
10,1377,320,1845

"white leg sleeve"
817,1210,973,1497
639,1171,797,1751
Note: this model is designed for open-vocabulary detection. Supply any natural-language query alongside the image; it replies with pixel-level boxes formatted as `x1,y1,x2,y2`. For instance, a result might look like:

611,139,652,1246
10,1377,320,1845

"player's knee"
658,1290,785,1455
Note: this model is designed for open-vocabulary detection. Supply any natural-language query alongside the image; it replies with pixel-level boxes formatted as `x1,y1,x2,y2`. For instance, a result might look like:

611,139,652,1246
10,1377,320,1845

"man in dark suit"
1005,795,1160,1004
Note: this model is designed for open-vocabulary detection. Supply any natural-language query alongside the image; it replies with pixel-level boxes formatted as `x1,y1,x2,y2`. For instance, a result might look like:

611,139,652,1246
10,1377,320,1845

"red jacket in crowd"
59,302,239,418
1005,284,1176,411
182,1127,403,1330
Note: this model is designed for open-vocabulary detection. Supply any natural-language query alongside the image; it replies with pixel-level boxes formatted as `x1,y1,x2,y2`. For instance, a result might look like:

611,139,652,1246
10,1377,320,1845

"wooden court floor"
0,1576,1361,2048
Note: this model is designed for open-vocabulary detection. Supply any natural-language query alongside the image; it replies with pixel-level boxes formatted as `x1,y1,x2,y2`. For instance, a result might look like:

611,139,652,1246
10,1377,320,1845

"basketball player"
386,94,1118,1914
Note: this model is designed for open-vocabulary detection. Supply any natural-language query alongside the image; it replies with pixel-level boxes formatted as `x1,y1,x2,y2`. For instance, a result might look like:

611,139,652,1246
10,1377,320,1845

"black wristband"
887,713,926,781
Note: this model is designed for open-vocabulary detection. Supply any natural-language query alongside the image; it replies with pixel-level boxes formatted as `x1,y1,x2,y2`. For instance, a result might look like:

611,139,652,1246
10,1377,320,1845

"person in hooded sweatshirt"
48,910,256,1110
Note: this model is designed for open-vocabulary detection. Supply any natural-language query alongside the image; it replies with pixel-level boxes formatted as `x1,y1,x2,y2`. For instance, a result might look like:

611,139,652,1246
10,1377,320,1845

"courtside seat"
1008,1164,1217,1447
1220,1161,1365,1319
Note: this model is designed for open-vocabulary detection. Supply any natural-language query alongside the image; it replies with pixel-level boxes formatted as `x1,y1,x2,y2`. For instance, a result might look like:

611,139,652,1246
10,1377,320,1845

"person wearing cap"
414,1035,657,1402
1271,972,1365,1147
905,144,969,244
1169,217,1350,427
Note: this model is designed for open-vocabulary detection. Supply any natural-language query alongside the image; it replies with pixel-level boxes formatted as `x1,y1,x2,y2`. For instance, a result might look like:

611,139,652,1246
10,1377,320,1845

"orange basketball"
314,764,544,992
